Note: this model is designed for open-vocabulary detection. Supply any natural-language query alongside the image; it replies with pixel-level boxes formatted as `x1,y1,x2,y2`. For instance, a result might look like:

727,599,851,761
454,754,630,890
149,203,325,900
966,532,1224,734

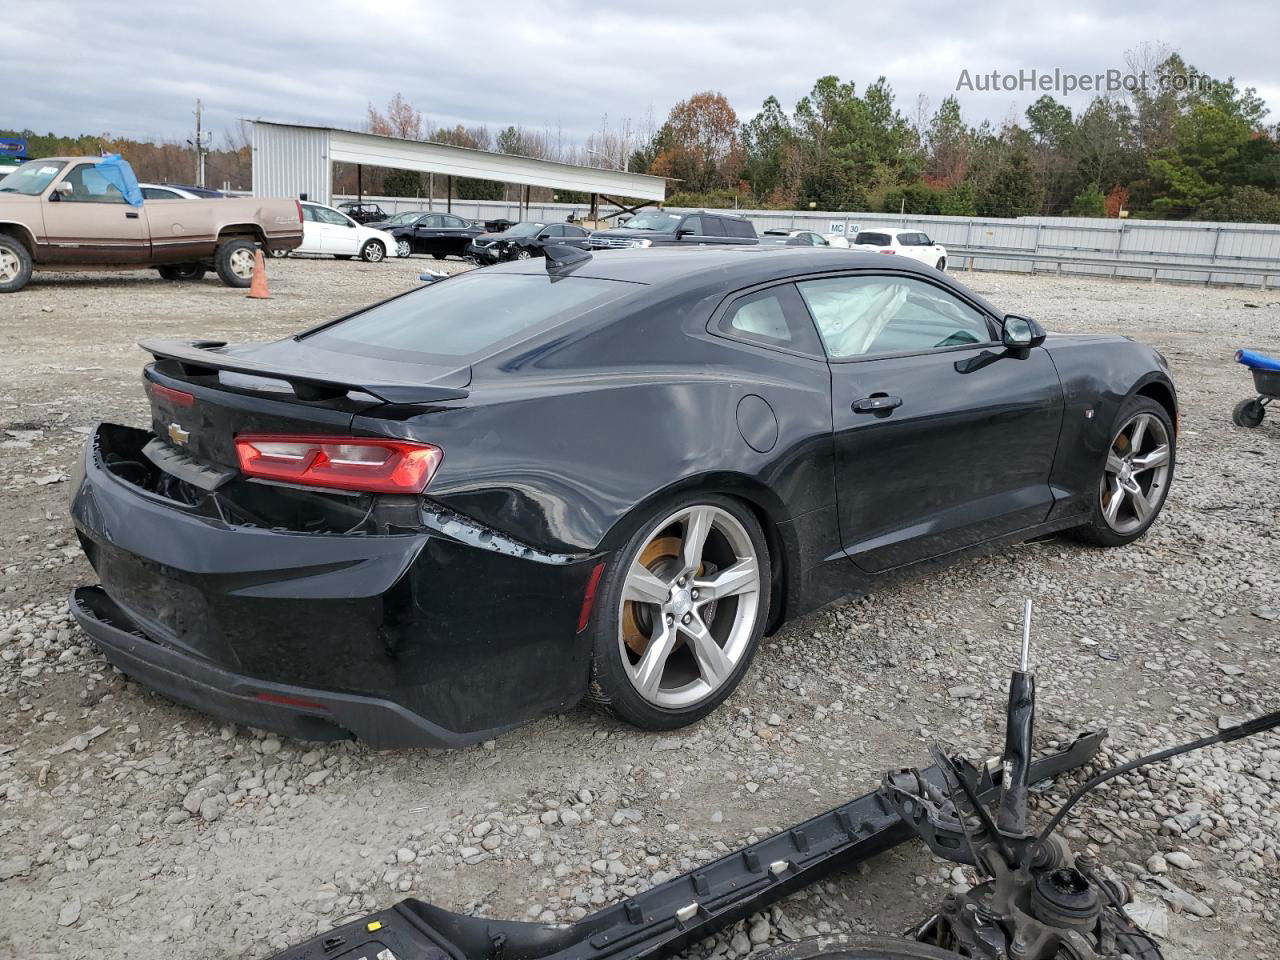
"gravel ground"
0,258,1277,960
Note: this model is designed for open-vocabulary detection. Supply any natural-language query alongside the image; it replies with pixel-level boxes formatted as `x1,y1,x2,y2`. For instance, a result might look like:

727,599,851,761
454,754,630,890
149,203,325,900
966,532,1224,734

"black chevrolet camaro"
69,247,1177,748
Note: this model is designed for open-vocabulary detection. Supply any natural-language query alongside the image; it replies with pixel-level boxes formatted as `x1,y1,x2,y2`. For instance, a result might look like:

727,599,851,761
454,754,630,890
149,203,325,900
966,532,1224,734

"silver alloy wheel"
228,247,256,279
618,505,761,708
365,242,385,262
1099,411,1172,534
516,249,532,260
396,239,411,258
0,249,19,284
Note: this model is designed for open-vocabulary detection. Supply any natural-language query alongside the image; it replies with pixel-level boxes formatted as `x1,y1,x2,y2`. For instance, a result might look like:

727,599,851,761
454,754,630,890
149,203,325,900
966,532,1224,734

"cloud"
2,0,1274,146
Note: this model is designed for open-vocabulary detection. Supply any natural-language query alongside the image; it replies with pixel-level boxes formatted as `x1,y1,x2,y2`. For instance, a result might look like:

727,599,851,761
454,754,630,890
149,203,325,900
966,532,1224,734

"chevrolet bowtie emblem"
168,422,190,446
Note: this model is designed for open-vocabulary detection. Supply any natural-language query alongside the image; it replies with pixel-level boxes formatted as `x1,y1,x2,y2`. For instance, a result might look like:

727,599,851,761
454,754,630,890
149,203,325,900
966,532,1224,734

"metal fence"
332,193,1280,288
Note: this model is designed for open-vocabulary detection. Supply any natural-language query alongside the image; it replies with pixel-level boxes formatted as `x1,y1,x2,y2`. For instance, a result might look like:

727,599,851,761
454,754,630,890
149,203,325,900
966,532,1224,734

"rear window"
854,232,892,246
304,272,635,362
725,218,755,238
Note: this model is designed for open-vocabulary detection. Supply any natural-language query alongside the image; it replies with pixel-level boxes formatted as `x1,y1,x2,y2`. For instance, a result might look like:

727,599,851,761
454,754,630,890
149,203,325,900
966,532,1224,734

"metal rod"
1020,599,1032,672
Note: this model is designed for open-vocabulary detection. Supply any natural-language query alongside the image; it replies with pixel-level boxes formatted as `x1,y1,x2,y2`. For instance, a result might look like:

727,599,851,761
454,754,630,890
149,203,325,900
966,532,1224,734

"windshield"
502,222,546,238
0,159,67,195
619,212,683,233
305,272,635,362
388,211,424,225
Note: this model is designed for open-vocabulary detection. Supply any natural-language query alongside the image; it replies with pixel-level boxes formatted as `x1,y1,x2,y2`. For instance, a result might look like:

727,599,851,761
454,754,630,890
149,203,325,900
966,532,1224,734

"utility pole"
188,99,211,188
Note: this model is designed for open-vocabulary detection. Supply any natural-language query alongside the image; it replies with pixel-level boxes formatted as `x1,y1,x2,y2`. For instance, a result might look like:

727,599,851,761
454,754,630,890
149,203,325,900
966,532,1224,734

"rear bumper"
70,586,490,748
69,423,598,748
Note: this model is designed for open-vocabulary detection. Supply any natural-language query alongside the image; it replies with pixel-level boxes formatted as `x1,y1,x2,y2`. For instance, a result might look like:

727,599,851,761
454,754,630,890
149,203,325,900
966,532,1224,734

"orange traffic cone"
246,249,271,299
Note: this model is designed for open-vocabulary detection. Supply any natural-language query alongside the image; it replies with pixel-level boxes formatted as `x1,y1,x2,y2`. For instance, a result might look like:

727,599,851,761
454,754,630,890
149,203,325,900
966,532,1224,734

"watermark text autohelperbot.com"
956,68,1215,96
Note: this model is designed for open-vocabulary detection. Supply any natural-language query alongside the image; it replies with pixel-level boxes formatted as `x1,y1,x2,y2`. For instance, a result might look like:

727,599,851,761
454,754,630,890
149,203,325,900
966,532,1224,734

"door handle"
852,394,902,413
125,211,140,219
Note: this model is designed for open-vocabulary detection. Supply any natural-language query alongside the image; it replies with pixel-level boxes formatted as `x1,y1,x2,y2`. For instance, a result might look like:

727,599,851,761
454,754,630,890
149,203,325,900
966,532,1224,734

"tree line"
6,42,1277,222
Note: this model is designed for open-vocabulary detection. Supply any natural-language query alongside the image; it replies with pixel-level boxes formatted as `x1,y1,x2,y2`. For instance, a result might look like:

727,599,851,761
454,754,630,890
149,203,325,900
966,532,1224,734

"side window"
442,215,466,228
60,166,126,204
731,219,755,238
796,275,993,359
718,284,824,355
565,225,587,237
319,208,354,226
542,224,565,238
142,187,178,200
701,217,726,237
420,215,443,228
679,216,703,237
301,205,318,222
919,234,933,246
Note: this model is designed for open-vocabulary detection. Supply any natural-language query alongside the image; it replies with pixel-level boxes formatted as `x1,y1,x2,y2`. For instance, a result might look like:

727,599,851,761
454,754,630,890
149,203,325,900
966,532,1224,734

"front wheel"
1232,397,1266,428
587,496,770,730
515,248,532,260
214,238,258,288
0,236,35,293
360,240,386,263
1069,396,1175,547
396,239,412,258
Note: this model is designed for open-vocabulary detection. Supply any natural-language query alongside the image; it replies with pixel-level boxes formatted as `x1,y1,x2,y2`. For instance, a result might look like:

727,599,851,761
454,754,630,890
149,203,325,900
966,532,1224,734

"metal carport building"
249,120,666,216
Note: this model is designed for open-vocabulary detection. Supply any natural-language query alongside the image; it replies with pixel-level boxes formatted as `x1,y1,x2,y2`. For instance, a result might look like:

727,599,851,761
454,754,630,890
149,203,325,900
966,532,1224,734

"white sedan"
850,228,947,271
295,202,397,262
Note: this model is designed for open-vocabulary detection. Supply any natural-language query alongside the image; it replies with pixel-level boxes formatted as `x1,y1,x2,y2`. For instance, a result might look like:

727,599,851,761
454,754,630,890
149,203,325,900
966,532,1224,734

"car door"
676,215,704,244
796,271,1063,574
537,223,566,251
439,214,473,255
412,214,445,254
39,163,150,264
317,206,360,255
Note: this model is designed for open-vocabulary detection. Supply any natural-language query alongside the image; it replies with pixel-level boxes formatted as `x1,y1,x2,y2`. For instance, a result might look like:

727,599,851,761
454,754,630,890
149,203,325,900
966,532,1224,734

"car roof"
493,246,994,309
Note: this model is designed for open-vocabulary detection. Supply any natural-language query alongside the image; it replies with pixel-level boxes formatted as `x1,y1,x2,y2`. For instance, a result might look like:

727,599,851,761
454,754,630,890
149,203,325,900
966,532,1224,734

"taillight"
234,434,442,494
148,381,195,407
295,200,304,224
878,249,896,255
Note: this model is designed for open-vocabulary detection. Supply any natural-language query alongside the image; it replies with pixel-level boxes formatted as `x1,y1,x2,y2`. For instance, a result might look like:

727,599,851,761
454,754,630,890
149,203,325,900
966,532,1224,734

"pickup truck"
0,157,303,292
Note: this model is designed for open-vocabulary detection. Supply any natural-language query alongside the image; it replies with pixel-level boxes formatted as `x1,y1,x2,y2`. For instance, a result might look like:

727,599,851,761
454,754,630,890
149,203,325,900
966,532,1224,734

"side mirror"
1002,314,1046,350
676,228,694,238
51,182,73,199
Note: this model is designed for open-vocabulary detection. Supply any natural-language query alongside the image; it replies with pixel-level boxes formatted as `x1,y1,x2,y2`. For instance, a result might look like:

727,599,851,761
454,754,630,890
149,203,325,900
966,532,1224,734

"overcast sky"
5,1,1276,149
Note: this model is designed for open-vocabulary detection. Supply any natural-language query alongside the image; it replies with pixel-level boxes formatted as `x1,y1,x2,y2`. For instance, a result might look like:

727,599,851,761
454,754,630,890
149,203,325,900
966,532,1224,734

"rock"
67,834,92,851
1165,851,1194,870
1146,853,1168,874
473,821,493,838
559,809,582,828
396,848,416,864
948,685,981,699
748,916,771,945
1252,606,1279,621
57,896,81,927
260,737,282,755
1153,877,1215,917
199,795,228,822
0,855,32,880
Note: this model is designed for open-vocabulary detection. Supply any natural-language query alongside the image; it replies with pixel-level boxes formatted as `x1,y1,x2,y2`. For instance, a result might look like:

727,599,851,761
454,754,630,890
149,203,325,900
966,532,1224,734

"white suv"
851,228,947,271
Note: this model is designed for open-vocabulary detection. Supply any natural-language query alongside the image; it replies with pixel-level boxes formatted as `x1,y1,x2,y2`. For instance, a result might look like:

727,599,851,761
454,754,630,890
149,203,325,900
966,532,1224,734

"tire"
157,263,207,282
214,238,258,288
360,240,386,263
0,235,33,293
516,248,532,260
432,253,447,261
268,248,289,259
753,936,960,960
935,257,946,271
1232,397,1266,428
587,495,770,730
334,255,353,261
396,239,412,258
1070,396,1175,547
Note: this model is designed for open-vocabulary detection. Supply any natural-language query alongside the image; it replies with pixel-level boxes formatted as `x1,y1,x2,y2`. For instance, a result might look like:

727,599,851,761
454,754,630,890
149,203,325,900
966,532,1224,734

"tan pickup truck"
0,157,303,292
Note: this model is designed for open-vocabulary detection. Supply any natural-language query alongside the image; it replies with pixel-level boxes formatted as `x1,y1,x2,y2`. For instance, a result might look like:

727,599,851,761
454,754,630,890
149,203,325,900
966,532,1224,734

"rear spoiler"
139,339,470,405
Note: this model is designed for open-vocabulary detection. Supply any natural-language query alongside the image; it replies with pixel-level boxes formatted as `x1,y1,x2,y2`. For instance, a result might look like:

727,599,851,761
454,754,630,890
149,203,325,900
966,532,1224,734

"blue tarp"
1236,349,1280,373
92,154,144,207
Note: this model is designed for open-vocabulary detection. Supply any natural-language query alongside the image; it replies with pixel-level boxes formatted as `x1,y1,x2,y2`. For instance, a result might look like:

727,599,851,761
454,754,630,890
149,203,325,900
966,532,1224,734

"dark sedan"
466,221,592,263
383,212,486,260
69,246,1177,748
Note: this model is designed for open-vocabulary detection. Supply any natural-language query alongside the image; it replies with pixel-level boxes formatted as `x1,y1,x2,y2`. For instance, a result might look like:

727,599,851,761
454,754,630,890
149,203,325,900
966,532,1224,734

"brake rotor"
623,537,682,656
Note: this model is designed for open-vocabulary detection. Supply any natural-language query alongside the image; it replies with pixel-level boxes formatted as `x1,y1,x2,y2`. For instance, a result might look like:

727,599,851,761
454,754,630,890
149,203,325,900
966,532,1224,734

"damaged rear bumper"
69,423,600,748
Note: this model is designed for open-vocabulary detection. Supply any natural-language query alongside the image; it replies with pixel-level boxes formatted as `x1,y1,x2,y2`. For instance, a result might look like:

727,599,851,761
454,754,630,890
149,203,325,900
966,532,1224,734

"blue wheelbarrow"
1233,349,1280,428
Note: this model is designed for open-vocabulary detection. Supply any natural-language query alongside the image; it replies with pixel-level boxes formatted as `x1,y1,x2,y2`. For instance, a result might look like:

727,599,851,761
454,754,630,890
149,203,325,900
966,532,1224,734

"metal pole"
357,165,362,204
447,176,453,214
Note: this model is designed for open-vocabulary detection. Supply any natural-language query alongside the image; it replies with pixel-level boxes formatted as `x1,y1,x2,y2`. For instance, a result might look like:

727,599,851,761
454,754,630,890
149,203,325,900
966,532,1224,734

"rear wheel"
360,240,386,263
158,263,207,282
1070,396,1174,547
588,495,769,730
1232,397,1266,428
0,236,34,293
214,238,258,288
